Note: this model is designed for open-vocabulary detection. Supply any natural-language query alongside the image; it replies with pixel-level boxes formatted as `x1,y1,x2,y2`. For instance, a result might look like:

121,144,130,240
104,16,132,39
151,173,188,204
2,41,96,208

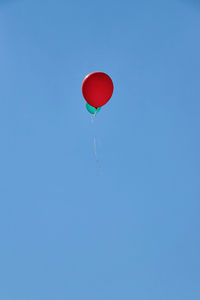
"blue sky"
0,0,200,299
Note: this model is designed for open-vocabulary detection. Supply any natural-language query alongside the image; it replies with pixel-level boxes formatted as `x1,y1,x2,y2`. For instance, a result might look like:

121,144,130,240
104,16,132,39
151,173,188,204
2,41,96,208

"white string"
91,114,103,175
91,114,95,124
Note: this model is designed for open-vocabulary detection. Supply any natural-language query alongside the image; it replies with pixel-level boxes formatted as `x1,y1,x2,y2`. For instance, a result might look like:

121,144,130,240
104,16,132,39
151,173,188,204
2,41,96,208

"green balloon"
86,103,101,114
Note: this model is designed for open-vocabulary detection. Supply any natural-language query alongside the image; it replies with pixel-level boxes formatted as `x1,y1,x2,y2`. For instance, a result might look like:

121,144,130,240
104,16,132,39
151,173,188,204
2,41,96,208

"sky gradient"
0,0,200,299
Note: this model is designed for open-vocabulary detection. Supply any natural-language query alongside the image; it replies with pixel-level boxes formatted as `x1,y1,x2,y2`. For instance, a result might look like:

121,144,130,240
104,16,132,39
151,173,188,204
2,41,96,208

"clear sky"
0,0,200,299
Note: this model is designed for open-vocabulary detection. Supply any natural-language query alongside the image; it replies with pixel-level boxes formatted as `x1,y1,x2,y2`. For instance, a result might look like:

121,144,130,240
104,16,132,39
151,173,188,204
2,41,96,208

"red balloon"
82,72,114,108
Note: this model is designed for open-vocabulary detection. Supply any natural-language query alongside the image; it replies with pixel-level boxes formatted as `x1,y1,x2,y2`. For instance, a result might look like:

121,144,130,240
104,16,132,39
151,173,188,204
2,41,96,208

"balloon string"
91,114,95,124
91,115,103,175
94,136,103,175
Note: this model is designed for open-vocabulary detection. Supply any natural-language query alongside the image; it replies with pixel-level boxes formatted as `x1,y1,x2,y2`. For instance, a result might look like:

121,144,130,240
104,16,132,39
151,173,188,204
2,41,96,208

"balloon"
86,103,101,114
82,72,114,108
